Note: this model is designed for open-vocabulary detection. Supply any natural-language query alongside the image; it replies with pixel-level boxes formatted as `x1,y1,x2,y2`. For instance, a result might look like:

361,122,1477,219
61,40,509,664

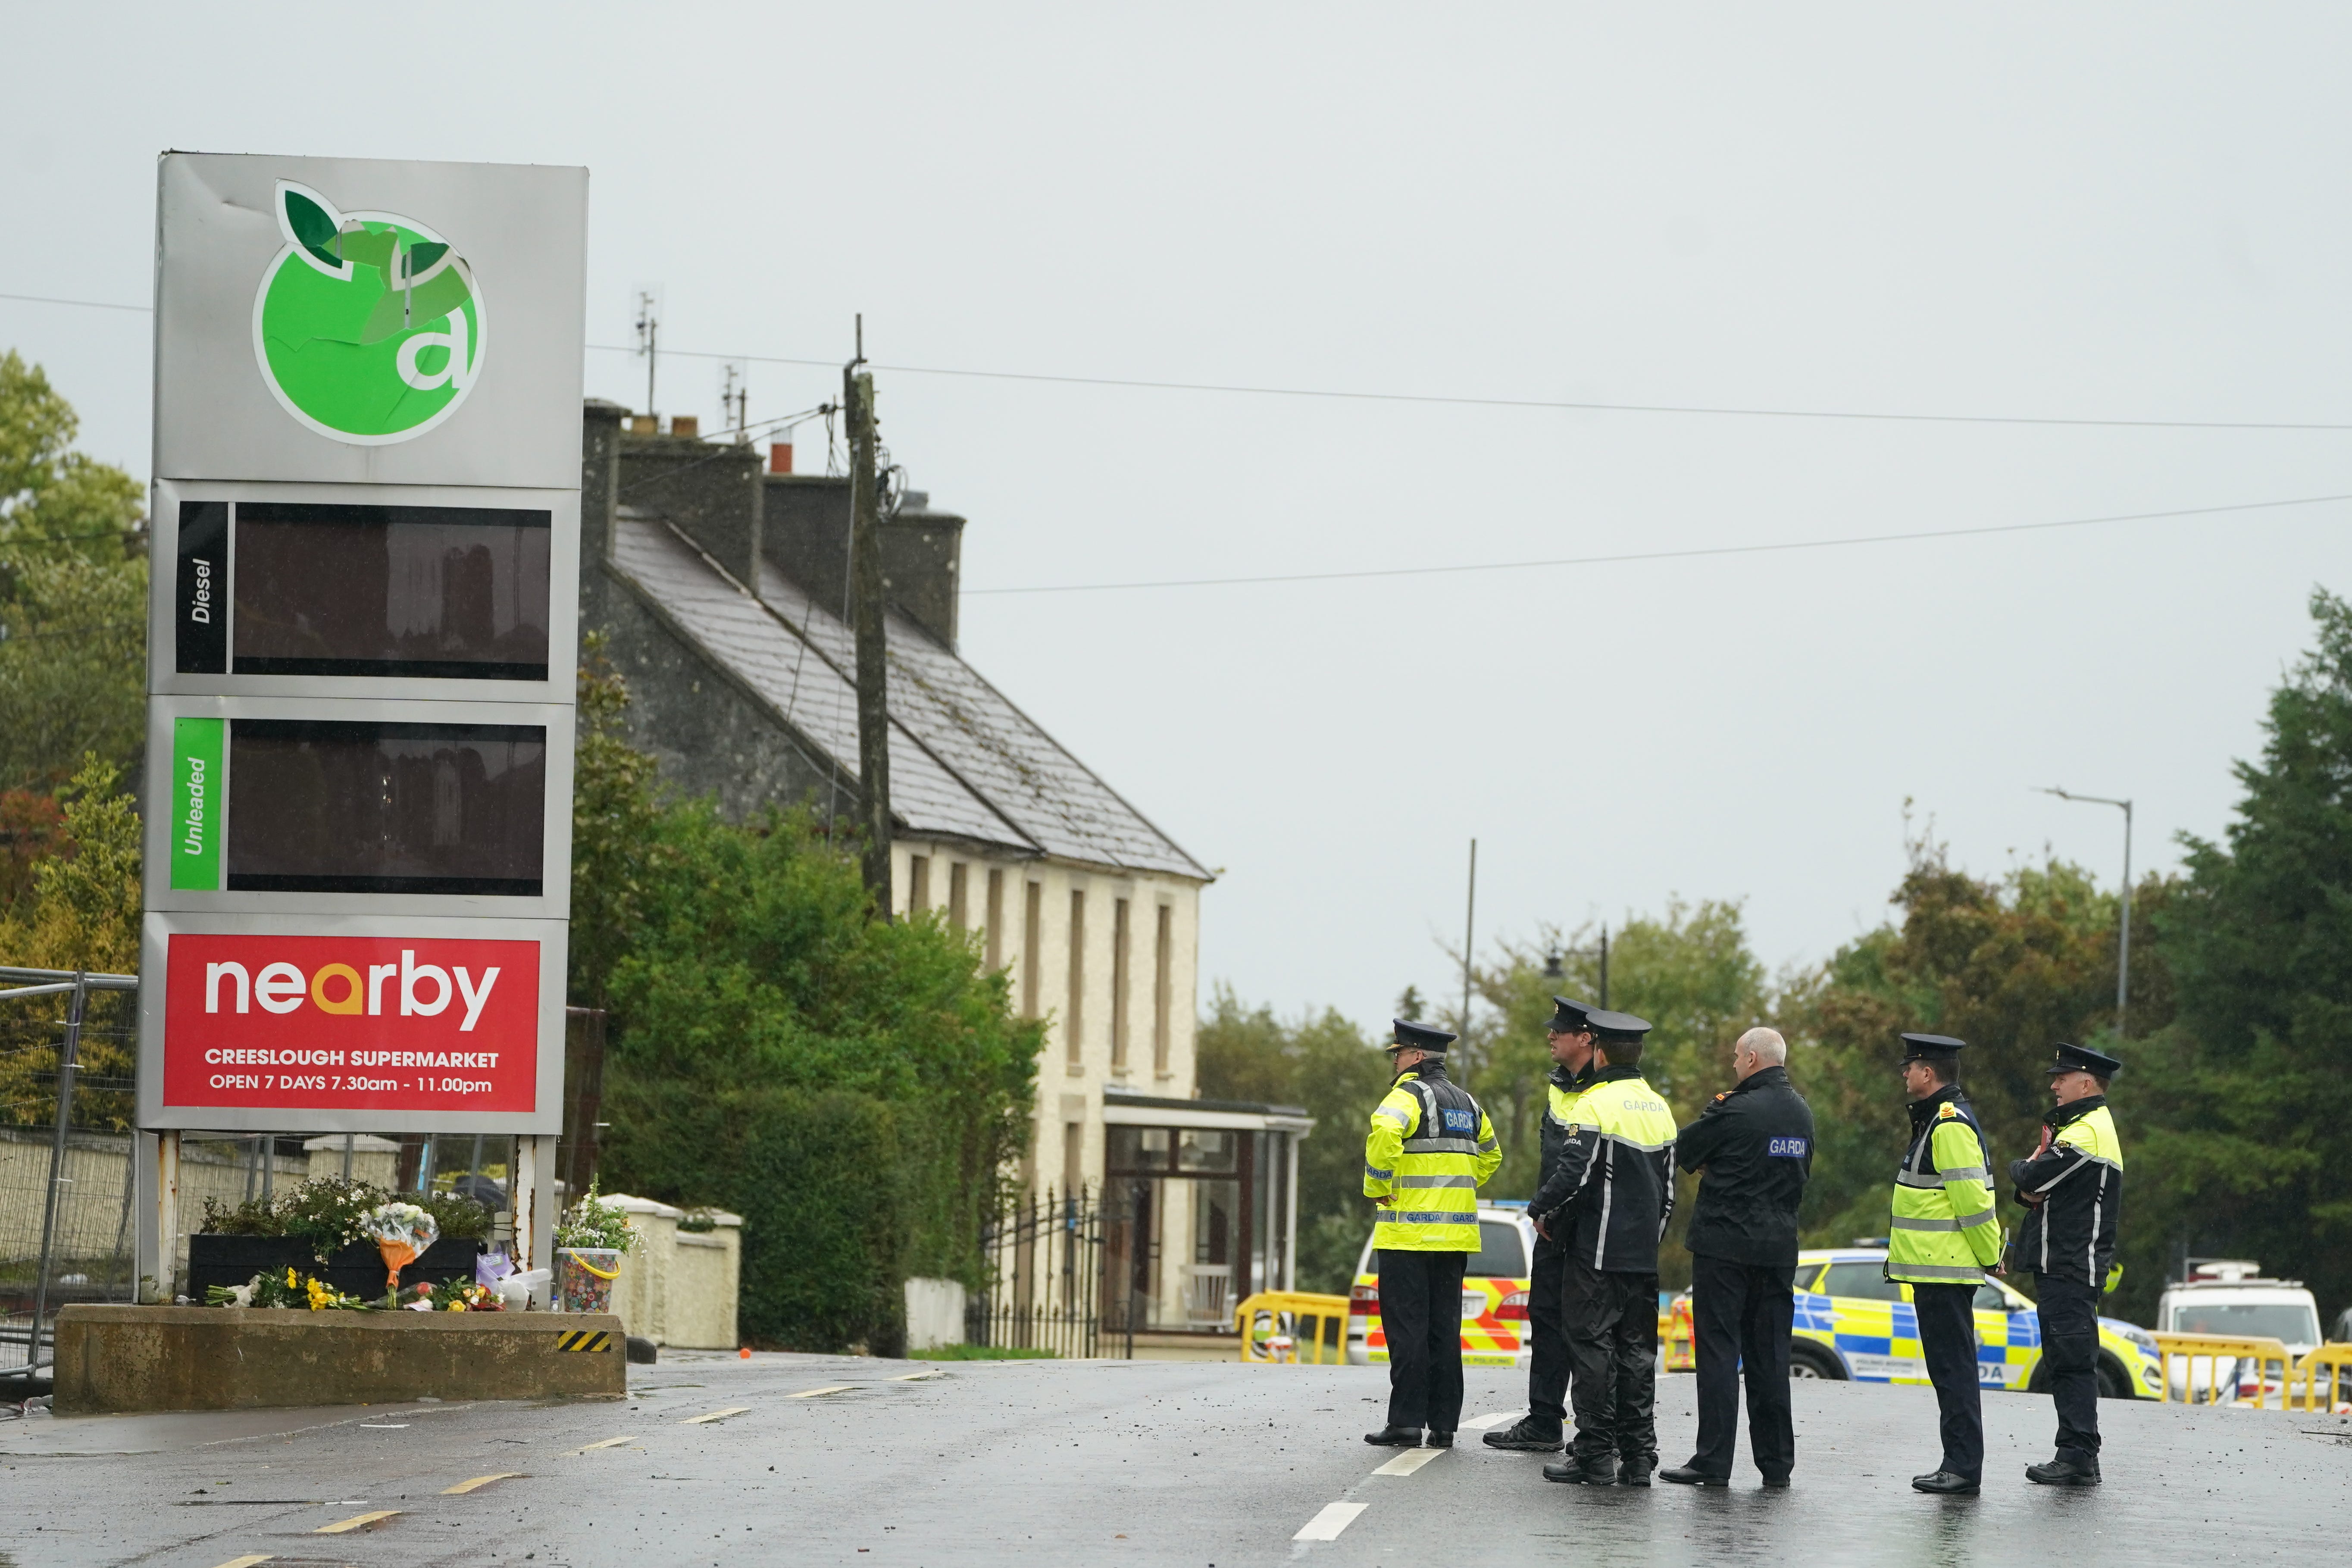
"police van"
1347,1203,1536,1368
1787,1246,2164,1398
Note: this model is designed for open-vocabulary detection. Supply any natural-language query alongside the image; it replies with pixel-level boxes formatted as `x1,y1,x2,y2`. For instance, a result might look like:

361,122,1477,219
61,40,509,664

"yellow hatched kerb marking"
314,1509,400,1534
442,1472,525,1494
565,1434,638,1455
210,1557,275,1568
680,1407,751,1424
790,1384,854,1398
554,1329,613,1353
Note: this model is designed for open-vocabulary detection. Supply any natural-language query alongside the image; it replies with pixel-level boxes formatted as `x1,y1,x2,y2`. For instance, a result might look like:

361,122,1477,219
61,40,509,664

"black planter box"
187,1234,487,1302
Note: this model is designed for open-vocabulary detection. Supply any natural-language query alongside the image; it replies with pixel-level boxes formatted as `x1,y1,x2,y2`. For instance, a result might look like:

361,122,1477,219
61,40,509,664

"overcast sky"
10,4,2352,1033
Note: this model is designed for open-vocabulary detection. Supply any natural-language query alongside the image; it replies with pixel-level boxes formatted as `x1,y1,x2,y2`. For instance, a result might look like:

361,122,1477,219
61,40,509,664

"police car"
1788,1247,2164,1399
1347,1203,1536,1368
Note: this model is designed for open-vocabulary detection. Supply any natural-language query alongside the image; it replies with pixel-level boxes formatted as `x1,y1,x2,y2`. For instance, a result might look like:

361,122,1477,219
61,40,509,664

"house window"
908,855,930,915
948,862,969,932
986,868,1005,971
1063,1120,1085,1196
1067,890,1087,1067
1022,880,1042,1018
1154,903,1173,1075
1111,898,1132,1074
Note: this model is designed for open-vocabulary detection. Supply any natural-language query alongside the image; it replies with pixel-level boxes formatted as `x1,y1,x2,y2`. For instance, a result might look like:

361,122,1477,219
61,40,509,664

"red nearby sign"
163,933,540,1113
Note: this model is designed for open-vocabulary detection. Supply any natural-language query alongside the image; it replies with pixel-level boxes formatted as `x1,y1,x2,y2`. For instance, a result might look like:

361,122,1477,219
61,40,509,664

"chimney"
769,439,793,474
629,413,657,435
669,414,700,439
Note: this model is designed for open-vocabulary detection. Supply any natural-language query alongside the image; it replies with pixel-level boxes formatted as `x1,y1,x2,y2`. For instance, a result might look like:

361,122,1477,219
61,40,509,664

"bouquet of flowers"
403,1278,507,1312
357,1201,440,1299
205,1265,370,1311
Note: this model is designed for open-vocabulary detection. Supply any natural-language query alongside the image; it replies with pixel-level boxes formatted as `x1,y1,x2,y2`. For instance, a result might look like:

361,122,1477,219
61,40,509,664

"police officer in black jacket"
1660,1027,1814,1490
1484,997,1600,1454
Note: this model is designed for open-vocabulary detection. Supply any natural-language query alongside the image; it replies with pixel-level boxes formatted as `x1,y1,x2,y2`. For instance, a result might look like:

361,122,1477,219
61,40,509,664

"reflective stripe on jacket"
1363,1065,1502,1252
1886,1085,2001,1285
2007,1098,2123,1290
1526,1065,1678,1273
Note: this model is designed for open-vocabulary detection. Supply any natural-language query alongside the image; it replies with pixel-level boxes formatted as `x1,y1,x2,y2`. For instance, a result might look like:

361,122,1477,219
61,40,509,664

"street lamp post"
1542,926,1610,1010
2036,786,2134,1039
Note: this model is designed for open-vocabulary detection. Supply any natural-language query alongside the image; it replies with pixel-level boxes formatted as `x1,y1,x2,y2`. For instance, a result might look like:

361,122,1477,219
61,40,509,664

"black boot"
1659,1465,1729,1487
1423,1431,1453,1449
1364,1425,1422,1447
1617,1458,1654,1487
1482,1417,1567,1452
1542,1453,1618,1485
2025,1457,2100,1487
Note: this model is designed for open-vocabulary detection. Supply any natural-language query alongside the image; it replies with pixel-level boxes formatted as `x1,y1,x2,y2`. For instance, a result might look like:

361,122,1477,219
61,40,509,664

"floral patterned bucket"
556,1247,622,1313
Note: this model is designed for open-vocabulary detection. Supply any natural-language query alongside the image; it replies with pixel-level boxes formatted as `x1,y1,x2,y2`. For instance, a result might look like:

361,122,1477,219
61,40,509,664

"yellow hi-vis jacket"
1363,1064,1502,1252
1886,1085,2002,1285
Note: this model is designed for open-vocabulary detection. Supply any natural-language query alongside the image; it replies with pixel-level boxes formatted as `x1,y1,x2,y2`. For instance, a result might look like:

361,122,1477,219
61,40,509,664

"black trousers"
1378,1248,1468,1433
1564,1260,1658,1465
1525,1236,1569,1425
1688,1253,1796,1480
2034,1273,2103,1466
1911,1282,1985,1482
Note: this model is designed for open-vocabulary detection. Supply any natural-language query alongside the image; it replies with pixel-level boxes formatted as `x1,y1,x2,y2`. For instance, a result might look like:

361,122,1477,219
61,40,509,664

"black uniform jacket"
1526,1064,1676,1274
2006,1095,2122,1289
1673,1064,1816,1270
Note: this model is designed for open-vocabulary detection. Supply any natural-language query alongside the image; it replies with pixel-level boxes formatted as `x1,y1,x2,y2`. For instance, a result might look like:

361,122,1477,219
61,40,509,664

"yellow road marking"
210,1557,274,1568
313,1510,400,1534
680,1406,751,1424
890,1370,940,1381
565,1435,638,1455
789,1385,853,1398
441,1472,525,1494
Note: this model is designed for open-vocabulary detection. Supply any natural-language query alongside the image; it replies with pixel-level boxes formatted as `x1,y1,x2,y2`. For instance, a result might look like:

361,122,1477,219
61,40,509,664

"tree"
2129,588,2352,1322
0,350,147,792
1195,987,1391,1292
0,756,143,1130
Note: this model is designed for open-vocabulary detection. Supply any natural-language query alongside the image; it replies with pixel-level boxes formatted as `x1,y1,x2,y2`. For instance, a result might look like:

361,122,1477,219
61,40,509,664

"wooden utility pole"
846,321,892,917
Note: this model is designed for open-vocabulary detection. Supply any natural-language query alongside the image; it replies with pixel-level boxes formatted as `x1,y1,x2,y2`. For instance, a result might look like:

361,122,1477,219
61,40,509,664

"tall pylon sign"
139,153,588,1146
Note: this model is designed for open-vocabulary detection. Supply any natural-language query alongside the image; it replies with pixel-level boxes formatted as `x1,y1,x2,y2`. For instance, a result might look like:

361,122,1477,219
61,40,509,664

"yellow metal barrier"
2289,1344,2352,1412
1236,1291,1352,1365
2151,1333,2293,1408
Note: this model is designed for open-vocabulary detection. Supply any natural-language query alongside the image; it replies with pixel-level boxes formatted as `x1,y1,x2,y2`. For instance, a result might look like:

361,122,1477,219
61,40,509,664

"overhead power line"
961,491,2352,597
6,289,2350,432
578,342,2352,434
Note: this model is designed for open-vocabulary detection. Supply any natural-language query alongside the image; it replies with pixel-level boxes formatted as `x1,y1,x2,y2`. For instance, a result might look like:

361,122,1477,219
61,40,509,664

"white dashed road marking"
790,1385,854,1398
1293,1502,1367,1542
442,1473,524,1494
1456,1411,1518,1430
210,1557,274,1568
566,1435,638,1455
681,1407,752,1424
1372,1446,1446,1476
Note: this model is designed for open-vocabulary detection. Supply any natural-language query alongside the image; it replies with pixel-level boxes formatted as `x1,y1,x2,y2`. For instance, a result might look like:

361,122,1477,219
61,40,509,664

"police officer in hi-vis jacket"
2009,1041,2125,1488
1361,1019,1503,1449
1528,1009,1678,1486
1484,996,1601,1454
1886,1033,2004,1496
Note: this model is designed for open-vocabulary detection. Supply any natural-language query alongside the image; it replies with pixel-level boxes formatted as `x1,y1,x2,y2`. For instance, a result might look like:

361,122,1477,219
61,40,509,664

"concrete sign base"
51,1304,625,1413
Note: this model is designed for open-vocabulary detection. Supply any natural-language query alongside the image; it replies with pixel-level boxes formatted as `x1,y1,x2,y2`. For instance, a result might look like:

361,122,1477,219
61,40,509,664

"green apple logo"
251,180,488,445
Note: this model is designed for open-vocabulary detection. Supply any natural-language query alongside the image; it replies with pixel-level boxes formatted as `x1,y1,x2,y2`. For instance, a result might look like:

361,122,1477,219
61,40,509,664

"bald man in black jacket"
1660,1027,1814,1489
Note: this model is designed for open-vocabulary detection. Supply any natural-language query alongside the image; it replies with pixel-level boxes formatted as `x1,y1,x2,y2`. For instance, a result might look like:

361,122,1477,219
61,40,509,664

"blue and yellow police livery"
1788,1248,2163,1399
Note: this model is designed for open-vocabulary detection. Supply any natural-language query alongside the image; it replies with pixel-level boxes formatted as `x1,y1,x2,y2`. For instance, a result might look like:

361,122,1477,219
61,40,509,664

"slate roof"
608,510,1209,881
